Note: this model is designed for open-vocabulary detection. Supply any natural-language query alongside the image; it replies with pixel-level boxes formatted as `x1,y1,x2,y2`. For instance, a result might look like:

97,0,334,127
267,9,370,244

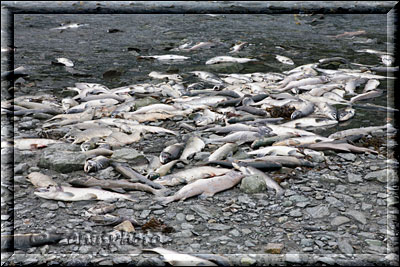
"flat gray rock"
306,204,330,219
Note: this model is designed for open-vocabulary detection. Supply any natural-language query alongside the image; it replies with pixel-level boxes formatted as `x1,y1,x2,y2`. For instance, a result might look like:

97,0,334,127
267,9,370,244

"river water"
13,13,394,136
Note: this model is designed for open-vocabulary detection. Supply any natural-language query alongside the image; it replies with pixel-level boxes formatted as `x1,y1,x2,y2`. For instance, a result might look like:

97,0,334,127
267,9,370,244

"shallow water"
13,13,393,136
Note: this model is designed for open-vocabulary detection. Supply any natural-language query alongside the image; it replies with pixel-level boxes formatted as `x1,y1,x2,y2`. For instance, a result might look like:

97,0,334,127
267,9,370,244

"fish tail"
153,188,172,197
155,196,175,205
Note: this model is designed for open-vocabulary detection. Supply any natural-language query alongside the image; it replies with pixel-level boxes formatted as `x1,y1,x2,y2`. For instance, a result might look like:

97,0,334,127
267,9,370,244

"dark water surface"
13,13,393,135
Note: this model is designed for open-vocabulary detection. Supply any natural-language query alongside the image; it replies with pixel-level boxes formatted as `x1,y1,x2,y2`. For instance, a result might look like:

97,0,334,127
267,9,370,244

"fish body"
34,185,136,202
208,143,238,161
149,71,183,82
350,90,382,103
315,102,338,120
51,23,87,30
281,117,338,129
266,124,316,136
233,163,284,196
381,54,394,66
185,41,215,51
272,135,334,146
54,57,74,67
337,107,355,122
70,127,114,144
68,177,165,196
27,172,58,188
248,146,304,157
142,247,217,266
160,143,184,164
11,138,64,150
84,155,110,173
205,56,257,65
153,166,231,186
249,155,314,168
180,136,205,161
363,79,380,92
251,134,295,149
229,41,248,53
138,55,190,61
155,171,244,205
189,71,225,85
205,131,263,145
328,123,392,139
276,55,294,65
290,101,315,120
206,123,262,134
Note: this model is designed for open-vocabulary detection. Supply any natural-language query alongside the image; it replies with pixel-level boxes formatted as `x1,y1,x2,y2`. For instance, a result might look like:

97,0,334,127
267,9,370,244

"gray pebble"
176,213,185,221
331,216,350,226
289,209,302,217
348,173,363,183
140,210,151,219
338,239,354,254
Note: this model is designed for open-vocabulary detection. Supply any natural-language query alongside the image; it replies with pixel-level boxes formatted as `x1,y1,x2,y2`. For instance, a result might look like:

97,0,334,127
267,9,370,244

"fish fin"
155,196,174,205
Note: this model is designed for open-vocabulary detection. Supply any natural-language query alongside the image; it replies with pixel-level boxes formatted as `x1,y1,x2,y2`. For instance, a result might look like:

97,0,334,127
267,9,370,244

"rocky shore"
1,110,398,265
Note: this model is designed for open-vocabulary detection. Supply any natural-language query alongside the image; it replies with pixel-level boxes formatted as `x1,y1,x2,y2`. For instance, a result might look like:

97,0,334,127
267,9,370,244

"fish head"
290,110,303,120
159,152,171,164
84,160,97,173
258,126,272,135
34,185,61,199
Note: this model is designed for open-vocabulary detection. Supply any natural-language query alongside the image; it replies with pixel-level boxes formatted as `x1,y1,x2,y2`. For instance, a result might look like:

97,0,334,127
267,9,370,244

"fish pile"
2,45,397,252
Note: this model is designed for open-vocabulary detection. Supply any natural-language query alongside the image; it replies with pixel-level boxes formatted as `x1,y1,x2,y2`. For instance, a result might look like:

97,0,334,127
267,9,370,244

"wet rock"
38,150,86,173
14,163,29,174
364,168,395,183
331,216,350,226
114,220,135,232
240,256,256,266
338,239,354,254
207,223,231,231
365,239,382,247
229,229,241,237
306,204,330,219
347,173,363,183
112,256,132,265
240,174,266,194
285,253,302,263
337,153,356,161
343,210,367,225
193,152,210,161
264,243,284,254
190,205,214,220
140,210,151,219
111,148,146,163
176,213,185,221
185,214,195,221
40,202,59,210
289,209,302,217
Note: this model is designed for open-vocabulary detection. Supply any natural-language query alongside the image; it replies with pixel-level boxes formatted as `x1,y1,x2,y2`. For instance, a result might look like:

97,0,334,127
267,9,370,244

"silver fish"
34,185,136,202
248,145,304,158
381,54,394,66
180,136,205,161
155,171,244,205
138,55,190,61
189,71,225,85
276,55,294,65
208,143,238,161
148,71,183,82
160,143,184,164
350,90,382,103
229,41,248,53
205,131,263,145
54,57,74,67
363,79,380,92
153,166,231,186
315,102,338,120
142,247,217,266
84,155,110,173
328,123,394,139
290,101,315,120
337,107,355,122
27,172,58,188
205,56,257,65
281,117,338,129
